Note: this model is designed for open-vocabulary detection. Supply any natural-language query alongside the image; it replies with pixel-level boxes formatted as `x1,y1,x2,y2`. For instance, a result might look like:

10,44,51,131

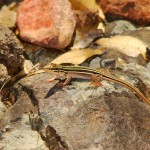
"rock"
0,92,48,150
147,62,150,71
105,20,136,35
0,64,10,87
0,101,7,119
99,0,150,25
100,59,116,68
9,65,150,149
0,25,24,75
0,115,47,150
23,43,61,67
89,57,102,68
17,0,76,49
0,92,38,129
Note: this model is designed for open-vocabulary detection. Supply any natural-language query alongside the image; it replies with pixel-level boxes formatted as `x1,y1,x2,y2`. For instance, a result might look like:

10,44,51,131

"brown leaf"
70,0,105,49
71,9,104,49
95,35,148,60
71,26,103,49
70,0,105,20
51,48,106,65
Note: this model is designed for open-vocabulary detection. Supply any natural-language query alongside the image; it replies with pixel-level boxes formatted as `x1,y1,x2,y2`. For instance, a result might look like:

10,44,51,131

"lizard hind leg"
90,75,103,87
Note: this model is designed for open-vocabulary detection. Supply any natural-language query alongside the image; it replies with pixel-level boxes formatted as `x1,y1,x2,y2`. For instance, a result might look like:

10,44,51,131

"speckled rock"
17,0,76,49
0,64,10,87
105,20,136,35
8,64,150,149
0,92,48,150
99,0,150,25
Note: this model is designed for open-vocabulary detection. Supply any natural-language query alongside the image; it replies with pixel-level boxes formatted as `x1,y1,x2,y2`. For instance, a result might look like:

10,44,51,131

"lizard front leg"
57,74,72,87
46,73,72,87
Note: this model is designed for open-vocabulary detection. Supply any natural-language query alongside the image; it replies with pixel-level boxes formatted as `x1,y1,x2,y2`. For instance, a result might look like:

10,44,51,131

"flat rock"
99,0,150,25
0,92,38,129
9,66,150,149
17,0,76,49
0,92,48,150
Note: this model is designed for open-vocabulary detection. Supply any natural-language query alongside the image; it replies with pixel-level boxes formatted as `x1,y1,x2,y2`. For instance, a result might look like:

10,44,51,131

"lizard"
44,63,150,106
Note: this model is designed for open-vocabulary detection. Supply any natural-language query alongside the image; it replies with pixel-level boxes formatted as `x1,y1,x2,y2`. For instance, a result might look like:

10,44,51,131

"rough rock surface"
0,25,24,75
17,0,76,49
0,100,6,119
0,64,10,87
23,43,61,67
99,0,150,25
0,92,48,150
5,65,150,149
105,20,136,35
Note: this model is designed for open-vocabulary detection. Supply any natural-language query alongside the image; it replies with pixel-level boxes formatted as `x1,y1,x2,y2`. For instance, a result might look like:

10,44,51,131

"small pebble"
100,59,116,69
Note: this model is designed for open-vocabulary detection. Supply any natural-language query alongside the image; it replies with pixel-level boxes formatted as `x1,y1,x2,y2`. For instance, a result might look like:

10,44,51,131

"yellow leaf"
51,48,106,65
95,35,147,60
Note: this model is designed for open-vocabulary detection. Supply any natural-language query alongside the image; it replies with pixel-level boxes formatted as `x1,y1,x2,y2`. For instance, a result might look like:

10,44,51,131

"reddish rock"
17,0,76,49
99,0,150,25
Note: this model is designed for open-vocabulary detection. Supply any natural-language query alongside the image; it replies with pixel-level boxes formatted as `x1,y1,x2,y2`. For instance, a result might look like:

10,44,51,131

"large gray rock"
5,64,150,149
0,92,48,150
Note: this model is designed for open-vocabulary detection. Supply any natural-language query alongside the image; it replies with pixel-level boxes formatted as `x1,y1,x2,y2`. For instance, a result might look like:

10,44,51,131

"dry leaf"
0,5,16,27
69,0,87,10
51,48,106,65
72,9,104,49
95,35,148,60
69,0,105,49
97,22,105,32
72,28,103,49
69,0,105,33
70,0,105,20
